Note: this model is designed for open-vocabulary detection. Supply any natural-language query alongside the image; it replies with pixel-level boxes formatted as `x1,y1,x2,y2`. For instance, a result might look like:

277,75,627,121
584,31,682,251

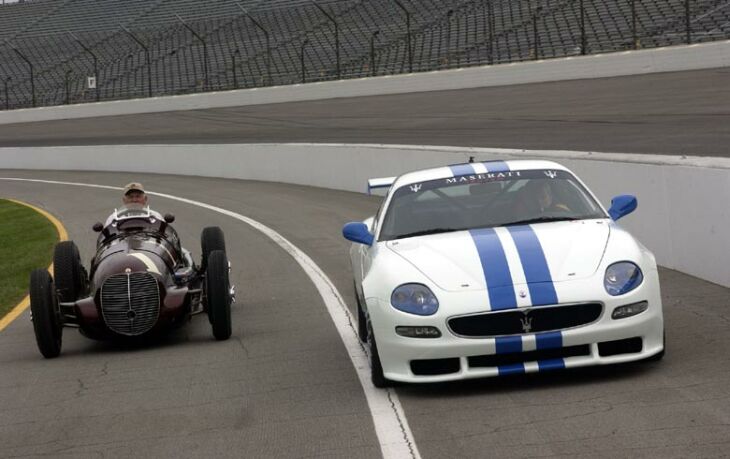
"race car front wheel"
206,250,232,341
354,282,368,343
29,269,63,358
53,241,86,302
367,322,393,388
200,227,226,272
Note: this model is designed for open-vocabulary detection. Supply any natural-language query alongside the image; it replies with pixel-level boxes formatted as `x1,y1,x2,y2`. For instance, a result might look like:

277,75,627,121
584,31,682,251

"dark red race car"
28,207,234,358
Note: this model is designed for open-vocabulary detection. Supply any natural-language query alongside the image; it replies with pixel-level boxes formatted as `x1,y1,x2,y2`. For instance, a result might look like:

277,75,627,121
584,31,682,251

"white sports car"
343,160,664,386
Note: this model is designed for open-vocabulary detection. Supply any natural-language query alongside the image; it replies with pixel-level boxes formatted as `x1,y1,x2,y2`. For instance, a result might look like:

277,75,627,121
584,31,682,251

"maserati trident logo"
409,184,422,193
544,170,558,179
520,316,533,333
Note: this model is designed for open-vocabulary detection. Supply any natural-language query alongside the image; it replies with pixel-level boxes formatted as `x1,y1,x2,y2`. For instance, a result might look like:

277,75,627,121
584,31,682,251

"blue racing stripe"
535,331,563,350
483,161,510,173
495,336,522,354
469,228,517,310
538,359,566,372
498,363,525,376
507,225,558,306
449,163,475,177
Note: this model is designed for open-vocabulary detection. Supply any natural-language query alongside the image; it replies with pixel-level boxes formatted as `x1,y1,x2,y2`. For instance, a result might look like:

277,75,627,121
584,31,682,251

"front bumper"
368,277,664,384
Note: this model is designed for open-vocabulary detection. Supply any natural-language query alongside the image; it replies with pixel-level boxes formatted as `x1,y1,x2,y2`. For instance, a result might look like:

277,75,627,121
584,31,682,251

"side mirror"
342,222,374,246
92,222,104,232
164,213,175,223
608,195,638,221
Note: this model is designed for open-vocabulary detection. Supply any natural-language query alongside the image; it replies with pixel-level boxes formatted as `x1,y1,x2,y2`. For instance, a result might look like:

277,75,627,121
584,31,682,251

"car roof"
392,159,571,189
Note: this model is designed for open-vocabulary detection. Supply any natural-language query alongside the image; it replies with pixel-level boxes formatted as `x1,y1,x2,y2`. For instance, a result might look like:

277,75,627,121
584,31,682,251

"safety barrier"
1,142,728,288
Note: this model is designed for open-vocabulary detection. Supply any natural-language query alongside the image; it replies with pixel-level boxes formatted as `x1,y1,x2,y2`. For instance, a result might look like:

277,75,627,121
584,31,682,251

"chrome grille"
101,272,160,336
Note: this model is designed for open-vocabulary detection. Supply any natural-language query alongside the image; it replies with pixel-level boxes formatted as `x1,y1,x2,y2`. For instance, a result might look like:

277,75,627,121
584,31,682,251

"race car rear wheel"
200,226,226,272
367,322,393,388
206,250,232,341
53,241,86,302
29,269,62,358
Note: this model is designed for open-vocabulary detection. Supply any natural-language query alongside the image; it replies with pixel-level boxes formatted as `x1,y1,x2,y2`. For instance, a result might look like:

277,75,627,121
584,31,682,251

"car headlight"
391,283,439,316
604,262,643,296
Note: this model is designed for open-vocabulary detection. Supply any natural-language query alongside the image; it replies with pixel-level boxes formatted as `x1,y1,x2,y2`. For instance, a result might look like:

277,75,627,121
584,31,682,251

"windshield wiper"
502,216,580,226
393,228,463,239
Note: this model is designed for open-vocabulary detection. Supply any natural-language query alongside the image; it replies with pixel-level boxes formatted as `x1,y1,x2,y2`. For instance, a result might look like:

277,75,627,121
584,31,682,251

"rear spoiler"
367,177,396,195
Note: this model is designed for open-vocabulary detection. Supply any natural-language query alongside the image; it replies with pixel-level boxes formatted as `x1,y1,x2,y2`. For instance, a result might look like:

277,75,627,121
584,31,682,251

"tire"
29,269,62,358
200,227,226,271
206,250,232,341
354,282,367,344
368,322,392,388
53,241,86,302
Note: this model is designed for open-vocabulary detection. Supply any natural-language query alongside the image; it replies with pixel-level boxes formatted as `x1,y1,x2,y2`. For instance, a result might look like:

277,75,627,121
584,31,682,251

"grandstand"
0,0,728,110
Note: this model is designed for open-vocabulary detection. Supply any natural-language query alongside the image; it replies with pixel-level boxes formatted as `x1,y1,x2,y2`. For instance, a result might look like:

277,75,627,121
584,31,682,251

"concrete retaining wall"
0,40,728,126
1,143,728,288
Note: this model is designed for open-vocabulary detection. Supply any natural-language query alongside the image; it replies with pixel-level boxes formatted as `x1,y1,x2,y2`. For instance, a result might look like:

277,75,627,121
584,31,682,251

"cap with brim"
123,182,145,195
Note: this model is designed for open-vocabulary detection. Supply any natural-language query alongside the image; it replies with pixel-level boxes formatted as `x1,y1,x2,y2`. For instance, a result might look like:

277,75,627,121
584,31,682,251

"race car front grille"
448,302,603,338
100,272,160,336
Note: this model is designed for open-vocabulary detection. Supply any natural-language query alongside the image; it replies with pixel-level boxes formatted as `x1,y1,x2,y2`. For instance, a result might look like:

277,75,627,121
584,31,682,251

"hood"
387,220,610,292
90,234,178,289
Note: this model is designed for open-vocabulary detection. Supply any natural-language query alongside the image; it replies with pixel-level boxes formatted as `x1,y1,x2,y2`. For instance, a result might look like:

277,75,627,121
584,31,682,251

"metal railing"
0,0,728,110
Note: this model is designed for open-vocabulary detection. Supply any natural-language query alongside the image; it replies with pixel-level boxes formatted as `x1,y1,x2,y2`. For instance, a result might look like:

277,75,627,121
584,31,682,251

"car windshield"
379,169,607,241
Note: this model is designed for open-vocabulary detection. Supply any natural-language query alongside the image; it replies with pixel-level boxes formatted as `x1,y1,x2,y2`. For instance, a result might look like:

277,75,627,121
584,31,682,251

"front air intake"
448,303,603,338
101,272,160,336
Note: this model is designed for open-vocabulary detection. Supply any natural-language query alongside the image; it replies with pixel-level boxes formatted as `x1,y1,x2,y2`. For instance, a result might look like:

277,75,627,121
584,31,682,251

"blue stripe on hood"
469,228,517,310
507,225,558,306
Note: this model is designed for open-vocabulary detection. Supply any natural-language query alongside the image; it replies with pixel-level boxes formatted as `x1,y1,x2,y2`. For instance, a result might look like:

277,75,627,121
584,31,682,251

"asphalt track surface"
1,170,730,458
0,68,729,156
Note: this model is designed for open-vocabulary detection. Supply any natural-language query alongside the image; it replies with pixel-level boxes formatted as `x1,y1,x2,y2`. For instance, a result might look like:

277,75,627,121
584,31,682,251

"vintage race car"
343,160,664,386
29,206,234,358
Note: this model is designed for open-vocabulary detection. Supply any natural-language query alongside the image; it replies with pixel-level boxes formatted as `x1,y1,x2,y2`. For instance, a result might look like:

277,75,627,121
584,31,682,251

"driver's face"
123,190,147,206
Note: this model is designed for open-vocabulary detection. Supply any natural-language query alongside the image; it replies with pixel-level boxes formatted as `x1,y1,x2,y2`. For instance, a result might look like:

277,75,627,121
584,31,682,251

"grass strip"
0,199,58,319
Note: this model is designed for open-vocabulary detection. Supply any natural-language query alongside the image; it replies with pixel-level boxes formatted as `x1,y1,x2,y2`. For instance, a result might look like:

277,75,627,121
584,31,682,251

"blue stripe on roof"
483,161,510,173
495,335,522,354
469,228,517,311
498,363,525,376
535,331,563,350
538,359,566,372
449,163,476,177
507,225,558,306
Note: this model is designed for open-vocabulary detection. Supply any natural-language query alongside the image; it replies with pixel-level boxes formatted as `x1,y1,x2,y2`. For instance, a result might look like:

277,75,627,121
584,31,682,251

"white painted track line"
0,177,421,459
